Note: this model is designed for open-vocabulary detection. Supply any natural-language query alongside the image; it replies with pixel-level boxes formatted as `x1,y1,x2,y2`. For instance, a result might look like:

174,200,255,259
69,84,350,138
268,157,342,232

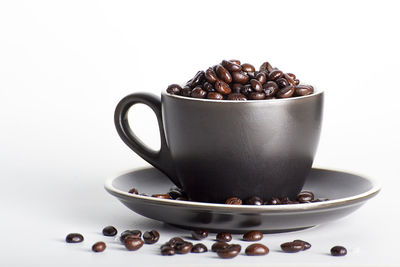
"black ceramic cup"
115,91,324,203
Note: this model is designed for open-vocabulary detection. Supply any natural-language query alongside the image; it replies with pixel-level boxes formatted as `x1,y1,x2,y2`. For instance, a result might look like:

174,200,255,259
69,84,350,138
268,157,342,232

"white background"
1,0,399,266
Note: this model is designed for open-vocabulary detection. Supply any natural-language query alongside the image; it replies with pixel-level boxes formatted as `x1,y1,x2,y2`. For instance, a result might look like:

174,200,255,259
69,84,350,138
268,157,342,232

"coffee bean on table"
166,84,182,95
241,63,256,72
161,246,175,256
216,64,233,83
191,229,209,240
191,243,208,253
175,241,193,254
281,241,304,253
124,237,144,251
244,196,263,205
191,86,207,98
167,237,185,248
207,92,224,100
293,239,311,250
243,230,263,241
225,197,243,205
245,243,269,256
216,232,232,242
217,244,241,259
276,85,295,98
215,80,232,95
66,233,84,243
120,230,141,243
128,188,138,194
331,246,347,256
212,241,229,252
92,241,106,252
143,230,160,244
102,226,117,236
205,67,218,83
221,59,242,72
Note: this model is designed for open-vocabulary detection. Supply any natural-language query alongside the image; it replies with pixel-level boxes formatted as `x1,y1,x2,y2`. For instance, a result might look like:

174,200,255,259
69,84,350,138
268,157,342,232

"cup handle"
114,93,180,187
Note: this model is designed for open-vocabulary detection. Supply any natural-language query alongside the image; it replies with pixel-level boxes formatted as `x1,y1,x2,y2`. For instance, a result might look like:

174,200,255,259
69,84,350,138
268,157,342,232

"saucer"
105,167,380,233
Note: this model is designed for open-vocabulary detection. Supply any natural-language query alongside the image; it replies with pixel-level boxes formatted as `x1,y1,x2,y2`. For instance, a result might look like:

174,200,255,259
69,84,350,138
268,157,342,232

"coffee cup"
115,91,323,203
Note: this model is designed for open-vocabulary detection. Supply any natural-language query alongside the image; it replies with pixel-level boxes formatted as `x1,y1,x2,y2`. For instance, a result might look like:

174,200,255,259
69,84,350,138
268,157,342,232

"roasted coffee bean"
175,241,193,254
217,244,241,259
181,86,192,97
262,81,279,97
331,246,347,256
128,188,138,194
268,69,284,80
191,86,207,98
120,230,141,242
66,233,84,243
212,241,229,252
250,79,263,92
207,92,224,100
287,73,296,80
276,85,295,98
222,59,242,72
266,197,281,205
247,71,256,79
241,63,255,72
232,71,250,84
191,243,208,253
245,243,269,256
216,64,233,83
240,84,253,96
161,246,175,256
124,237,144,251
245,196,263,205
215,80,231,95
191,229,209,240
259,61,274,72
293,240,311,250
248,92,266,100
216,232,232,242
243,230,263,241
231,83,243,93
143,230,160,244
166,84,182,95
276,78,289,88
203,81,215,92
167,237,185,248
297,191,314,203
190,71,205,87
92,241,106,252
102,226,117,236
256,72,267,84
281,241,304,253
284,73,296,86
225,197,243,205
294,85,314,96
205,67,218,83
294,79,300,85
230,59,241,65
152,194,171,199
226,93,246,101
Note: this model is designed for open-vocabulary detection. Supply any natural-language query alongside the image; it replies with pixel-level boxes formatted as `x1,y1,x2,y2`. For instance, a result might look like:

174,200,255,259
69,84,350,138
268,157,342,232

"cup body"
161,91,324,203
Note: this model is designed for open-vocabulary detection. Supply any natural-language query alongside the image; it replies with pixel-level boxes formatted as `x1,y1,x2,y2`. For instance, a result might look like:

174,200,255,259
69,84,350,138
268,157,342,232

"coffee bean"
297,191,314,203
217,244,241,259
120,230,141,243
92,241,106,252
276,85,295,98
225,197,243,205
166,84,182,95
248,92,266,100
191,229,208,240
266,197,281,205
244,196,263,205
203,81,215,92
205,67,218,83
241,63,255,72
189,71,205,87
102,226,117,236
284,73,296,86
161,246,175,256
256,72,267,84
215,80,231,95
212,241,229,252
230,59,241,65
124,237,144,251
293,239,311,250
181,86,192,97
128,188,138,194
268,69,284,80
250,79,263,92
221,59,242,72
66,233,84,243
294,85,314,96
280,241,304,253
152,194,171,199
232,71,250,84
240,84,253,96
216,232,232,242
262,81,279,97
331,246,347,256
231,83,243,93
167,237,185,248
276,78,289,88
216,64,233,83
143,230,160,244
191,86,207,98
227,93,247,101
207,92,224,100
191,243,208,253
245,243,269,256
260,61,274,72
175,241,193,254
287,73,296,80
243,230,263,241
294,79,300,85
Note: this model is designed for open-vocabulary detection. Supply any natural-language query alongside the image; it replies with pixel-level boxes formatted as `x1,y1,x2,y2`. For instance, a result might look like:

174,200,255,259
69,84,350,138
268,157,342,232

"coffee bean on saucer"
161,246,175,256
66,233,84,243
191,243,208,253
266,197,281,205
124,237,144,251
168,188,184,199
331,246,347,256
297,191,314,203
92,241,106,252
212,241,229,252
225,197,243,205
245,196,263,205
152,194,171,199
191,229,208,240
143,230,160,244
120,230,141,243
280,197,292,204
216,232,232,242
245,243,269,256
166,84,182,95
175,241,193,254
243,230,263,241
293,239,311,250
102,226,117,236
217,244,241,258
281,241,304,253
128,188,138,194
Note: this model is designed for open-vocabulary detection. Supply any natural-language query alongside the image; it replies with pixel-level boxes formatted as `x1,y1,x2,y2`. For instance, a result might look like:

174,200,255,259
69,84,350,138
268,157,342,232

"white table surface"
1,0,400,266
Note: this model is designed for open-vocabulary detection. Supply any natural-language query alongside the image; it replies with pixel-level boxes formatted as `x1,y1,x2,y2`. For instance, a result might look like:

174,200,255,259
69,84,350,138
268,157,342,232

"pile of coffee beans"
166,60,314,100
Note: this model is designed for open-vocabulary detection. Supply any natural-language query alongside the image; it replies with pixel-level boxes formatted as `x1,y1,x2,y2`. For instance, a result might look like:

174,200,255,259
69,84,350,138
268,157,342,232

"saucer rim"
104,166,381,212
